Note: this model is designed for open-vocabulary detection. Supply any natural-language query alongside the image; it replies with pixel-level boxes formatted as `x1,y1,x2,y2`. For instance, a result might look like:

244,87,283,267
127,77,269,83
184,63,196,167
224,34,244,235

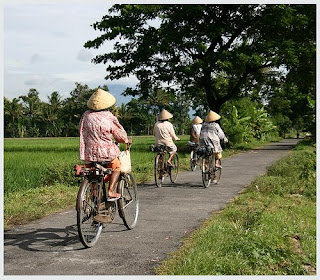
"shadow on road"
4,225,83,252
160,182,203,188
139,182,203,189
252,141,299,151
4,222,131,252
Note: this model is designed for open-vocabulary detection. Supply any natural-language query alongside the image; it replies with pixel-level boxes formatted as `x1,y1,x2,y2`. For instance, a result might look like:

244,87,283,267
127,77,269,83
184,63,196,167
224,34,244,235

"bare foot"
108,192,121,199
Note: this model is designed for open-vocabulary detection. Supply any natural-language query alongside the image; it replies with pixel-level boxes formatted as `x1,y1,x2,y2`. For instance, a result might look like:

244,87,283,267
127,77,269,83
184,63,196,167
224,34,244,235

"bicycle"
199,146,222,188
188,141,199,171
151,144,179,188
74,159,139,248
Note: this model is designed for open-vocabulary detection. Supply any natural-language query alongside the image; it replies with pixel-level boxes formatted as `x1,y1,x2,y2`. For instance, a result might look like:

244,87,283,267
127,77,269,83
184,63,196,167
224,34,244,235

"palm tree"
40,92,63,136
4,97,24,137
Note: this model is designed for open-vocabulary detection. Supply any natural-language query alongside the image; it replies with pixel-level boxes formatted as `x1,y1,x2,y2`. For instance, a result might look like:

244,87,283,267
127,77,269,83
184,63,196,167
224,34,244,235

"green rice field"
3,136,190,228
4,136,191,193
3,135,274,228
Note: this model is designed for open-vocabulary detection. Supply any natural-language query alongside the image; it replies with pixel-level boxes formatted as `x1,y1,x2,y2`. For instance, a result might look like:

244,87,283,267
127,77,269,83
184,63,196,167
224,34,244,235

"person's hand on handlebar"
126,137,133,145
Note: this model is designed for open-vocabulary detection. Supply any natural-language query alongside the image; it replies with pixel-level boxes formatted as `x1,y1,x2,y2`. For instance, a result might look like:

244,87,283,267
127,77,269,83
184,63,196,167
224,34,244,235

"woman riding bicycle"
189,116,203,144
153,109,180,166
79,88,131,201
199,111,228,168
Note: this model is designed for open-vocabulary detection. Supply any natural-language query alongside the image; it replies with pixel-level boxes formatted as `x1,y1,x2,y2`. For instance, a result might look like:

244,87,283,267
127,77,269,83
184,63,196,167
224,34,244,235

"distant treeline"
4,81,315,146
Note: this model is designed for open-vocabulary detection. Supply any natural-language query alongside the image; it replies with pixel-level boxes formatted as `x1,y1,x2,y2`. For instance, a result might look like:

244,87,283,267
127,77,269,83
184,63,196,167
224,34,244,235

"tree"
84,4,315,113
19,89,42,137
124,98,150,135
61,83,108,136
40,92,63,136
4,97,24,137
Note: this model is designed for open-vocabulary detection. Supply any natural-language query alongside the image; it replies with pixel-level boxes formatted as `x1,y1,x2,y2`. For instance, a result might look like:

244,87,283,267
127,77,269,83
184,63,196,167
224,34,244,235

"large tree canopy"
84,4,315,113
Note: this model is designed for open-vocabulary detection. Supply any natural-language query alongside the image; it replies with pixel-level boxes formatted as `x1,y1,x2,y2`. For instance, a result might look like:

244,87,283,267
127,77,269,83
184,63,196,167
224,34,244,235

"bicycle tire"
202,156,212,188
169,153,179,183
154,154,164,187
117,173,139,229
190,150,197,171
213,159,222,184
76,178,103,248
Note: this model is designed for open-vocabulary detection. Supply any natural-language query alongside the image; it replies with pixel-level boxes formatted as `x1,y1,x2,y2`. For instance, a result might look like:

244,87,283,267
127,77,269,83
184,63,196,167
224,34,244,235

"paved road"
4,139,299,275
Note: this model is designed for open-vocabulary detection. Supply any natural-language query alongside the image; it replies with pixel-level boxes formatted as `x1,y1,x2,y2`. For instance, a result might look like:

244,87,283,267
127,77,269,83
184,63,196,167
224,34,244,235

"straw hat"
87,88,116,111
158,109,173,121
192,116,203,124
205,111,221,122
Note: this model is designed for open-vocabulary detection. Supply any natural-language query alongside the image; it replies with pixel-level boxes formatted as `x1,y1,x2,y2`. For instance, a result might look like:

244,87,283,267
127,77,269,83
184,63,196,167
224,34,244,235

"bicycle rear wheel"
169,153,179,183
154,154,165,187
190,150,197,171
118,173,139,229
202,156,213,188
76,178,103,248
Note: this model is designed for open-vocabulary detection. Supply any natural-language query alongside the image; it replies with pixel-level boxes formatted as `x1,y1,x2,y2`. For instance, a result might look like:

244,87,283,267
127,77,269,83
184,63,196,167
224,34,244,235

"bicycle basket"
197,146,206,156
150,144,166,152
205,146,214,155
158,145,166,152
188,141,198,148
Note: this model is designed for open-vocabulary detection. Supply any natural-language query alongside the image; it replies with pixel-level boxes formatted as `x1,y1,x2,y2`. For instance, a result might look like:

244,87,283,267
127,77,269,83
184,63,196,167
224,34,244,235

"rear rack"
74,163,112,177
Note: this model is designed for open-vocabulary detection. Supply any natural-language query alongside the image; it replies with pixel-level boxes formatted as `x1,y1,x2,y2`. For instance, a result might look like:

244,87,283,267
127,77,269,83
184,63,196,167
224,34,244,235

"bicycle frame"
201,148,222,187
75,161,139,247
188,142,199,171
75,163,112,214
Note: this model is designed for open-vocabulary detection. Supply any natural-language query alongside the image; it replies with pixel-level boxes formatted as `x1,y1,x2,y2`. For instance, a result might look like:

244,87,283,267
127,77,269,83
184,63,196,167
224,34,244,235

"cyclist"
189,116,203,144
153,109,180,166
199,110,228,168
79,88,131,201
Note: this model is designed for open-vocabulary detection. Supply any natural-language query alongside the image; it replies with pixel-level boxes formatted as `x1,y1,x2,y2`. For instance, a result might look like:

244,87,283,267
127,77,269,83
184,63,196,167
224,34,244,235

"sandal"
107,193,121,201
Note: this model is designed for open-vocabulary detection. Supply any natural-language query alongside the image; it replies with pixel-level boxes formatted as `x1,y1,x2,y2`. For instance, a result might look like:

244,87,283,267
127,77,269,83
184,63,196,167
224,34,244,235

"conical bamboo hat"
192,116,203,124
87,88,116,111
205,111,221,122
158,109,173,121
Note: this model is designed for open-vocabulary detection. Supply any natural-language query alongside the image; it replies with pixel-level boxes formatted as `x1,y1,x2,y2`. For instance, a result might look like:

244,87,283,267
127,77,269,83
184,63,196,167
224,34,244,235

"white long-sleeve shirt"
153,121,179,147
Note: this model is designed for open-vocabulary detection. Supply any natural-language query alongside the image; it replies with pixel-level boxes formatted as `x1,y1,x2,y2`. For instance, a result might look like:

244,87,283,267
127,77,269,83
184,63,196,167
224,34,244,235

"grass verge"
155,139,316,275
4,183,78,229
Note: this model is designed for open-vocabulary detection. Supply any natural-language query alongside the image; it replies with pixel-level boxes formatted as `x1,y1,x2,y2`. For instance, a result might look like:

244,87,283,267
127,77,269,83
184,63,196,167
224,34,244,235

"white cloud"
24,74,43,86
53,71,102,83
4,3,137,104
30,54,42,64
77,49,93,62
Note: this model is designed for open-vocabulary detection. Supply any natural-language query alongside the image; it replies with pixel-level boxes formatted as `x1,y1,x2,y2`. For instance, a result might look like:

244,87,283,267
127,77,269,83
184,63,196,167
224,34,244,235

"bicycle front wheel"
202,156,212,188
118,173,139,229
76,178,103,248
169,153,179,183
213,159,222,184
154,154,164,187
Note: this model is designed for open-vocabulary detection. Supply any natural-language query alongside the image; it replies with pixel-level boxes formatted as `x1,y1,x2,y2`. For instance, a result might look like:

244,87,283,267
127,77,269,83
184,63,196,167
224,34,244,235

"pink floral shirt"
79,110,128,162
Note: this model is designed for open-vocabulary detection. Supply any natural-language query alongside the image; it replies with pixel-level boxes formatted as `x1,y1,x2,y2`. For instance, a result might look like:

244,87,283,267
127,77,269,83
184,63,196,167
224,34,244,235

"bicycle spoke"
155,154,164,187
76,179,103,248
122,199,133,209
169,153,179,183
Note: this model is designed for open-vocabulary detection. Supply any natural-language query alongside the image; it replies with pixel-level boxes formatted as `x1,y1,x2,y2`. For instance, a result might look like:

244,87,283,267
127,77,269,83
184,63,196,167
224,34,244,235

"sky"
3,1,139,105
